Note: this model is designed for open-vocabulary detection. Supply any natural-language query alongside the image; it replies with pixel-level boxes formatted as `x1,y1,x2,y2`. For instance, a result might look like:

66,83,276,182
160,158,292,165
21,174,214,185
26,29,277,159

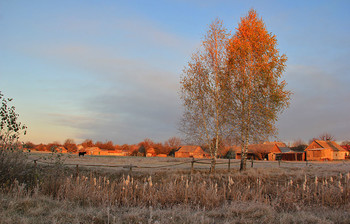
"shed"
175,145,209,158
276,147,305,161
305,140,347,161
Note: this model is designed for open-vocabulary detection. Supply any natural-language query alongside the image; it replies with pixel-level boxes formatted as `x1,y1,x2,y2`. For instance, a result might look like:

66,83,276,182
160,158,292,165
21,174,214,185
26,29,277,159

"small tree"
0,91,27,149
341,141,350,151
180,19,231,172
318,133,335,141
23,141,36,149
291,139,307,152
82,139,94,148
226,10,291,170
164,136,182,150
63,138,77,152
47,141,61,152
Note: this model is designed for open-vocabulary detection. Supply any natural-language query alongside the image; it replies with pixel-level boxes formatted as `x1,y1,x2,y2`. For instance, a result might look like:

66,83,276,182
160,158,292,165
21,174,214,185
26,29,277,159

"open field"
1,150,350,223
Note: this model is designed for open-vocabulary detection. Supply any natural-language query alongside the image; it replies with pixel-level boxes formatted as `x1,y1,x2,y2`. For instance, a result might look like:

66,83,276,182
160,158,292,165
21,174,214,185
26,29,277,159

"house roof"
314,140,346,152
247,143,281,154
264,142,287,147
177,145,205,154
278,147,293,153
234,143,283,154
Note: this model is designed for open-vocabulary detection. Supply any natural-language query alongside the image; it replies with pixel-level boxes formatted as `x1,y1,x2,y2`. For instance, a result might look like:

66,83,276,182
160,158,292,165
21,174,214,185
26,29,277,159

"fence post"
34,160,37,185
191,158,194,173
228,158,231,171
76,164,79,177
251,159,254,168
129,164,133,174
278,159,281,167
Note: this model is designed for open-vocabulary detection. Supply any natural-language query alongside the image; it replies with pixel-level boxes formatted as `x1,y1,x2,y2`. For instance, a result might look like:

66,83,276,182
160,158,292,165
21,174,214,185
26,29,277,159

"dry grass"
1,193,349,224
1,150,350,223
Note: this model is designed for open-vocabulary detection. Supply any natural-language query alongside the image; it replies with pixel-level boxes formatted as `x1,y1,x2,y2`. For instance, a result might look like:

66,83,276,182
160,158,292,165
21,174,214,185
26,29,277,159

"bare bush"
0,149,36,190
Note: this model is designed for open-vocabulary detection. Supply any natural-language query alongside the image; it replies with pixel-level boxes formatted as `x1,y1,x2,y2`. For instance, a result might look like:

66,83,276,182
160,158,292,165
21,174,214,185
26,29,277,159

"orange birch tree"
180,19,230,172
226,10,291,171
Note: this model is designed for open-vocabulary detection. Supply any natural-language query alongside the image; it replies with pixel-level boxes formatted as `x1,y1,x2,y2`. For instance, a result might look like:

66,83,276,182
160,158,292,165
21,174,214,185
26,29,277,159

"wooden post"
76,164,79,177
278,159,281,167
34,160,37,185
129,164,133,172
228,158,231,171
191,158,194,173
251,159,254,168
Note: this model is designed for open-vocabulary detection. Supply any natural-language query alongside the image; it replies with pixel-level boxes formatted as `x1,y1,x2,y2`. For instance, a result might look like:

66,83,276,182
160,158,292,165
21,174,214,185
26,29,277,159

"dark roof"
279,147,293,153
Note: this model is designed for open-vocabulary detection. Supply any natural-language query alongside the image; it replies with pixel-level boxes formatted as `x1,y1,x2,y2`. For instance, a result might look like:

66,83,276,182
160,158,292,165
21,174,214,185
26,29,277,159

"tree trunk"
211,156,216,173
240,140,248,171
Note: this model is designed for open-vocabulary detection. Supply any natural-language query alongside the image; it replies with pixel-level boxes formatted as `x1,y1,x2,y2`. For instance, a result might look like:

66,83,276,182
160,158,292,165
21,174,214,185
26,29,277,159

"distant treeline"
23,137,183,156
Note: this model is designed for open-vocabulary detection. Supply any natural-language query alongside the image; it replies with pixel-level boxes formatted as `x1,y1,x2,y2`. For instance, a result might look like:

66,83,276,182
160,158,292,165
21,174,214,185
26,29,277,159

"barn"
175,145,209,158
305,140,347,161
276,147,305,161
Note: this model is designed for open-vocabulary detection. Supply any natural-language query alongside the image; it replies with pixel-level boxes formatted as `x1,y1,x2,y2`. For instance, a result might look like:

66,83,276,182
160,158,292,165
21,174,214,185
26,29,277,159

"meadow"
0,150,349,223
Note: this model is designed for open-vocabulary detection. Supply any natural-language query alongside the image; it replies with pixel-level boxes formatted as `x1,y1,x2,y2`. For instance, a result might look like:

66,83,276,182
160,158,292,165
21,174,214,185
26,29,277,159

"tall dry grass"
44,168,349,211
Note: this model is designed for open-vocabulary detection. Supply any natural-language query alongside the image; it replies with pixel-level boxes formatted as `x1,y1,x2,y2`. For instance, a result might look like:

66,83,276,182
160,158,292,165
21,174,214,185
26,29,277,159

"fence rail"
30,157,331,175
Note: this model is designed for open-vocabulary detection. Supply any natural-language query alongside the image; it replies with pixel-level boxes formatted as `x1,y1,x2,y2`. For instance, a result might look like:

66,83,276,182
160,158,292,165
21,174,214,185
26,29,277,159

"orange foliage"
64,139,77,152
226,9,291,170
82,139,94,148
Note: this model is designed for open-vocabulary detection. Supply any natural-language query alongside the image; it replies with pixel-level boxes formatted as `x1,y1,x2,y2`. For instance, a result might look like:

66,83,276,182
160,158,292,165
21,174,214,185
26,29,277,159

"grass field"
1,150,349,223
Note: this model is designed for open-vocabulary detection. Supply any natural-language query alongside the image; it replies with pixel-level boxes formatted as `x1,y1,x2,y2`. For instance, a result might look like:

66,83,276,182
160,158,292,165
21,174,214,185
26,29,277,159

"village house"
305,140,347,161
235,142,283,160
146,147,157,157
233,142,306,161
175,145,209,158
83,147,110,156
108,149,130,156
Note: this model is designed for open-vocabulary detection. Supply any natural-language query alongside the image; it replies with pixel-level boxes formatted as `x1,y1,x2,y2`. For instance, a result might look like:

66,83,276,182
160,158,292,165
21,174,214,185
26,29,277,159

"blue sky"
1,0,349,144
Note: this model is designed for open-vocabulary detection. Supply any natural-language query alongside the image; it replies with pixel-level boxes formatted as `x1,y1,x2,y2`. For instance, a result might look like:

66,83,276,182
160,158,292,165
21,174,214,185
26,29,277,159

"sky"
1,0,349,145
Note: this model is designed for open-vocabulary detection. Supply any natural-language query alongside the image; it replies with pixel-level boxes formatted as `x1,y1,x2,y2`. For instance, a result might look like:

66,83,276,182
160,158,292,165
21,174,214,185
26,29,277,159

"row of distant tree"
23,137,183,156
